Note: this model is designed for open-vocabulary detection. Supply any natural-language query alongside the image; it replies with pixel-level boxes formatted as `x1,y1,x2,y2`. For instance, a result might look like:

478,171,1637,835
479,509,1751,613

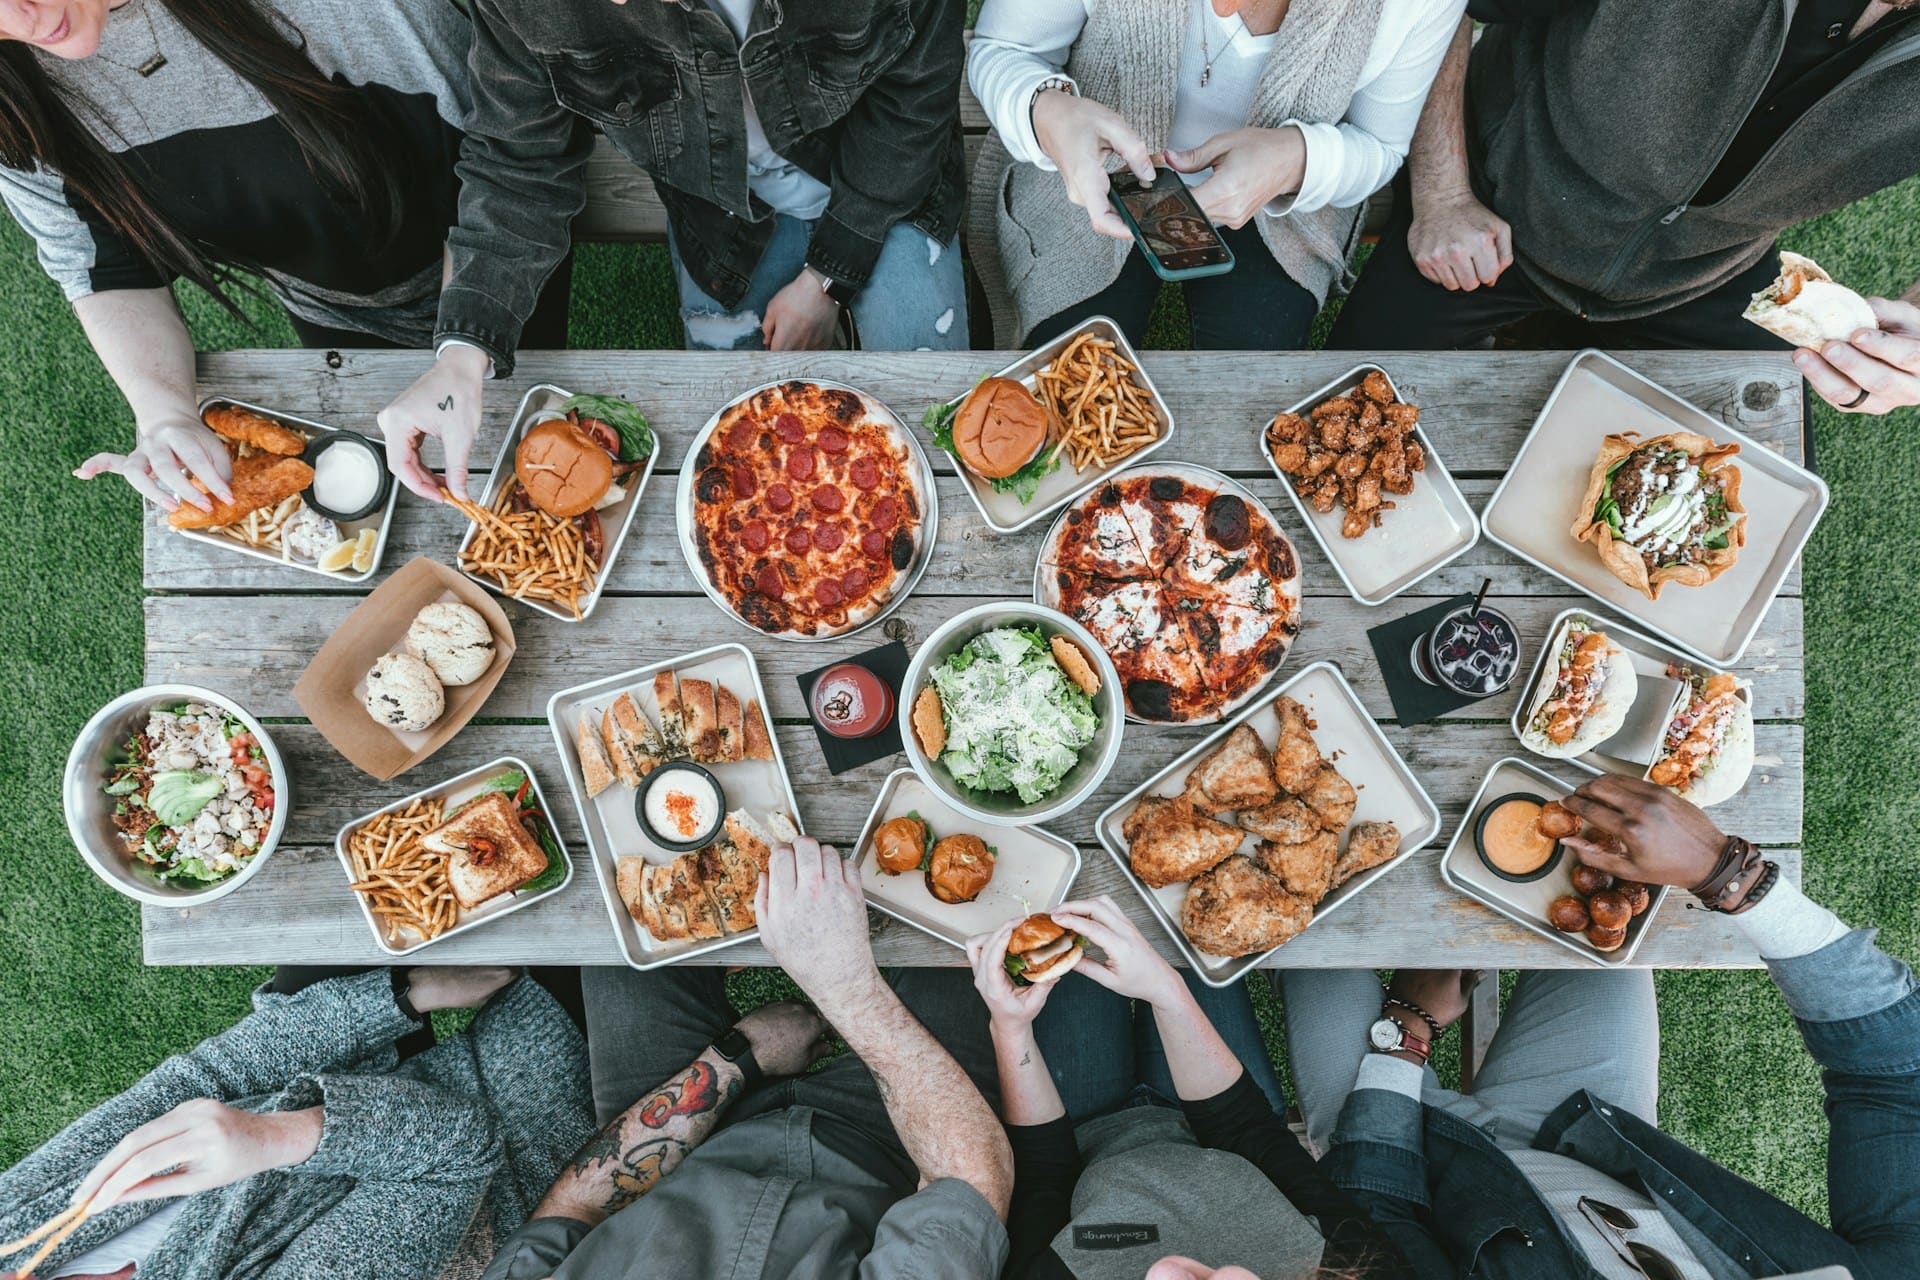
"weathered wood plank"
142,476,1804,600
140,841,1801,970
143,593,1806,723
172,722,1804,852
183,350,1804,483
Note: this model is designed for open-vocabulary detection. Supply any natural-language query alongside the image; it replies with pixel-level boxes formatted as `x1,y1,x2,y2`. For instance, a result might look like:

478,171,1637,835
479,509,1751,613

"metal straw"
1470,576,1492,620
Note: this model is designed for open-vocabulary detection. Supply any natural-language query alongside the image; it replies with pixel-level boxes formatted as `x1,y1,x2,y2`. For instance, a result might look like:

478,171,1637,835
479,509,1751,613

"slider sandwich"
1004,913,1087,986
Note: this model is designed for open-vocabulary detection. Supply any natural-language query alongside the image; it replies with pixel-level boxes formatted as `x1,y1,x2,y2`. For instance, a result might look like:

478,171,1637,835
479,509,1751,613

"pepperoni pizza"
688,381,930,638
1041,468,1301,722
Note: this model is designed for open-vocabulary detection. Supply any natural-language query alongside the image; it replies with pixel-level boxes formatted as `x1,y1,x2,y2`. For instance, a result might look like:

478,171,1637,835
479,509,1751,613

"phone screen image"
1112,170,1232,272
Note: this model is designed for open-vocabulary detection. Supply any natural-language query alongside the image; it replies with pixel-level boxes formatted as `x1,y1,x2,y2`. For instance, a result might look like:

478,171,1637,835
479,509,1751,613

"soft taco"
1647,671,1753,808
1743,252,1879,350
1519,618,1639,758
1570,431,1745,600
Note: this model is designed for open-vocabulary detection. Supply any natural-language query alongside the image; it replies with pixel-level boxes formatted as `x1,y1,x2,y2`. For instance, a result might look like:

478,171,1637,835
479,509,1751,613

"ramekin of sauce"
636,761,726,852
810,662,895,739
302,430,392,522
1472,793,1564,883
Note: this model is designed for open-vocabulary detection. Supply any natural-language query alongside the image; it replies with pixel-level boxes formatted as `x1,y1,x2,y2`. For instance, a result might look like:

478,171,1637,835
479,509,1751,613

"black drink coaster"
797,640,909,775
1369,594,1504,727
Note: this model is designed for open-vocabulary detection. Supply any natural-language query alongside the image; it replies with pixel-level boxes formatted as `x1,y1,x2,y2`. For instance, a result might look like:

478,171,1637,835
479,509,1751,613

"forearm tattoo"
557,1058,741,1217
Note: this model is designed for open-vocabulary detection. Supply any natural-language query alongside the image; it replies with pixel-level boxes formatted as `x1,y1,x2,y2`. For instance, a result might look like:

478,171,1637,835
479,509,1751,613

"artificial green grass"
3,177,1916,1235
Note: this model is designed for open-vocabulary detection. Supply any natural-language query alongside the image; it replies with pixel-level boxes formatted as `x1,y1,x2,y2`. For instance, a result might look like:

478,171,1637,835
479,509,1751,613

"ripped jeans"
668,214,969,351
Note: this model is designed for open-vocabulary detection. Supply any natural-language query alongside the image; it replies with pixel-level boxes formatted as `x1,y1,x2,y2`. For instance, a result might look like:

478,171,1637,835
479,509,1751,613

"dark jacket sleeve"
805,0,965,290
436,0,590,376
1184,1073,1419,1279
1004,1117,1082,1279
1467,0,1578,20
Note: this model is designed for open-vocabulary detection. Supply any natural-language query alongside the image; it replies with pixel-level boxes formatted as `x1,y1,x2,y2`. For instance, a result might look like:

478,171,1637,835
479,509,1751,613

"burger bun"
953,377,1048,480
516,419,614,517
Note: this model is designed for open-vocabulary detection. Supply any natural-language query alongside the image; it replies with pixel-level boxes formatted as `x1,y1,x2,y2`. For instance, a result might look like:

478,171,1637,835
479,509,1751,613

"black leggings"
1025,220,1321,350
284,250,575,352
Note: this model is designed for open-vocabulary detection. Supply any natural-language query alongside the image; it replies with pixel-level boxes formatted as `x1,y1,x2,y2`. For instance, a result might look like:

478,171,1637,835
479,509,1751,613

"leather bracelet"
1384,996,1443,1042
389,968,423,1023
1693,836,1761,909
1725,859,1780,915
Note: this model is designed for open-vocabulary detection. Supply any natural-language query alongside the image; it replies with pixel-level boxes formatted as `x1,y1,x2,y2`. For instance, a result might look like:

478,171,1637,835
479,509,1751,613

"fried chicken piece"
1300,765,1357,831
1252,830,1340,902
1306,476,1340,514
1359,370,1394,404
1238,796,1322,845
1272,441,1309,474
1124,795,1246,889
1304,450,1339,478
1183,724,1279,811
203,404,307,456
1345,417,1376,452
1271,696,1323,793
1182,857,1314,957
1310,395,1359,421
1341,508,1376,539
1358,400,1383,434
1315,415,1350,450
1331,820,1402,890
1335,450,1370,480
167,451,315,529
1384,401,1420,435
1353,474,1383,514
1407,440,1426,471
1268,412,1310,446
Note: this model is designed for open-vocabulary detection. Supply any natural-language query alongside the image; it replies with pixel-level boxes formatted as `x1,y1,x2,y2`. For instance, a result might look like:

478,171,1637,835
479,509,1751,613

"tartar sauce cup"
303,430,392,523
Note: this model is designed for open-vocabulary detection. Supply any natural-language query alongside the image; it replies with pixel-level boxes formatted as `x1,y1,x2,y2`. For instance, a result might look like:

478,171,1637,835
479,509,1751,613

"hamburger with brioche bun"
949,377,1049,480
1004,913,1087,985
513,394,655,518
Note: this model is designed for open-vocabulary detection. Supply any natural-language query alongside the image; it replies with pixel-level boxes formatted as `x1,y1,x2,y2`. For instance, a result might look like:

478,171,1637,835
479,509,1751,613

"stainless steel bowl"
899,603,1124,827
64,684,289,907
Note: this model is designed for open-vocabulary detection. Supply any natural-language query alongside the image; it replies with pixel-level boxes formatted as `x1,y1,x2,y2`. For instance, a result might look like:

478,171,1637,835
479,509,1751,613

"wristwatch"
808,266,858,308
712,1026,763,1090
1368,1015,1431,1065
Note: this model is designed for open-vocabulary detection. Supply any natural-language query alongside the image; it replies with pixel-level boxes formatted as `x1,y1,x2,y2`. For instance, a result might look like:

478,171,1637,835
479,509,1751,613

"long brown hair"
0,0,408,312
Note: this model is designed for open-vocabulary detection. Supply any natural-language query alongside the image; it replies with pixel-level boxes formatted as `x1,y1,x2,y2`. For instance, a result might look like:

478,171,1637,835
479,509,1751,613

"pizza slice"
1061,575,1215,722
1044,482,1156,580
1109,473,1201,575
1169,594,1296,708
1169,518,1302,617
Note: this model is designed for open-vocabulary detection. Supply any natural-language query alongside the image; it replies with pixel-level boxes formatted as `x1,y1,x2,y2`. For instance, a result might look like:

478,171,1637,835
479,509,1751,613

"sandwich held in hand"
1570,431,1745,600
1519,619,1638,758
1647,671,1754,807
1743,252,1879,349
1004,913,1086,985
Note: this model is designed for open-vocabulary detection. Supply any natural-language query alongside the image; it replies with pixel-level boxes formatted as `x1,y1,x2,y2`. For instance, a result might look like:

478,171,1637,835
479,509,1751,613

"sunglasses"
1576,1198,1685,1280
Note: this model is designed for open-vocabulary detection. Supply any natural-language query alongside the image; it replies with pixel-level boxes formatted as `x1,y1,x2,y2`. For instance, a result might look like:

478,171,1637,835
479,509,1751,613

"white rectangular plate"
333,754,574,957
852,769,1081,951
1096,660,1440,986
1262,365,1479,606
1440,756,1669,966
544,643,803,968
926,317,1176,534
456,383,659,623
1482,350,1825,666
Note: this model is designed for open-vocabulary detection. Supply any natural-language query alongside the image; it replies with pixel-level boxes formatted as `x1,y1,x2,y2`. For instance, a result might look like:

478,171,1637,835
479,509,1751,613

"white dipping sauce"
314,440,382,513
645,773,720,842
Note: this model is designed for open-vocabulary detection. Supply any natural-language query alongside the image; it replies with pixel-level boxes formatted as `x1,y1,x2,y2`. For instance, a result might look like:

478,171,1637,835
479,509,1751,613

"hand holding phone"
1107,167,1236,282
1166,126,1308,230
1030,89,1156,240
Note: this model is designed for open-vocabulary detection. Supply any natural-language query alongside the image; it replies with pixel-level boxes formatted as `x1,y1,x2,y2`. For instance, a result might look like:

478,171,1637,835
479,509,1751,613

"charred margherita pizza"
1041,468,1301,722
688,381,930,638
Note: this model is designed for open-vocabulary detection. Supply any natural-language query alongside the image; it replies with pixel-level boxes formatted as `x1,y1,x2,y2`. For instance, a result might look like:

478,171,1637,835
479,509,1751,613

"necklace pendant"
136,53,167,77
1200,64,1211,87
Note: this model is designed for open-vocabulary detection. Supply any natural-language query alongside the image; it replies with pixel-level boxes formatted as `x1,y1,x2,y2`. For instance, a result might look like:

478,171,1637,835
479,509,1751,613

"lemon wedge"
349,527,379,574
317,539,359,573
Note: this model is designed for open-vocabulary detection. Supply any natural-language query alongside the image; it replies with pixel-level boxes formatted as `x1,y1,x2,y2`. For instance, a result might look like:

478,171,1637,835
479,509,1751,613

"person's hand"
1560,774,1728,889
966,917,1055,1032
69,1099,323,1212
375,345,488,503
1167,126,1307,230
732,1001,833,1076
755,837,880,1008
1030,88,1156,240
1385,969,1475,1033
1793,297,1920,415
405,966,516,1013
74,413,233,513
1047,896,1183,1007
762,270,840,352
1408,188,1513,291
1145,1259,1260,1280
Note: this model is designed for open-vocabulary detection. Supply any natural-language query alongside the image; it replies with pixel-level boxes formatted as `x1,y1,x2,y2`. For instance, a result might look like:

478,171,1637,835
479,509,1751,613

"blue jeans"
668,213,969,352
1032,970,1288,1125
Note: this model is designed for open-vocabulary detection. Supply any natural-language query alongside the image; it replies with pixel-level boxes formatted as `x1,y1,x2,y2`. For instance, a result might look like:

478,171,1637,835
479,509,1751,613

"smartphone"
1107,167,1235,281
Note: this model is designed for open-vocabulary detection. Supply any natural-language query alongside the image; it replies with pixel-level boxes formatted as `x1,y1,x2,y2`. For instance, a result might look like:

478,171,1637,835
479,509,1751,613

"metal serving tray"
925,316,1177,535
1095,661,1441,987
1440,757,1670,966
455,383,659,623
1511,607,1752,782
178,397,398,584
852,769,1082,952
334,754,574,957
1481,350,1826,666
545,643,803,969
673,378,938,641
1259,364,1479,606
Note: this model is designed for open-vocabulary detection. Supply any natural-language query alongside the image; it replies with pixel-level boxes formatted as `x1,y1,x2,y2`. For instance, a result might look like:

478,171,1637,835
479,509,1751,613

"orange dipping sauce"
1481,799,1555,876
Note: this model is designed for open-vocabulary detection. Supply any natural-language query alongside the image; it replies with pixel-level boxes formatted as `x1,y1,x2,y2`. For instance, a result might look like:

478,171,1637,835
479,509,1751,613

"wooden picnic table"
140,348,1807,971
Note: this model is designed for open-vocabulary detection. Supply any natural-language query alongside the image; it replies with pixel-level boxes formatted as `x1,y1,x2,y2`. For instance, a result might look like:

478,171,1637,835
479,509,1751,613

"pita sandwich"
1743,251,1878,350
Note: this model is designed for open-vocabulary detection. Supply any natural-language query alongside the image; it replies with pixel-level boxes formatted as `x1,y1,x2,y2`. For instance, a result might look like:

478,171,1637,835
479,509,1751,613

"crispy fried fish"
1183,724,1278,811
203,404,308,456
1123,794,1245,889
1331,820,1402,890
1300,765,1357,832
1252,830,1339,903
1271,696,1323,793
167,451,315,529
1181,856,1314,957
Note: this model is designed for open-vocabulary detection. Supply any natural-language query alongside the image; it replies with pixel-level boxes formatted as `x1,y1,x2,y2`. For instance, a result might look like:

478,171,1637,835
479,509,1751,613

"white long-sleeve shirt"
969,0,1463,215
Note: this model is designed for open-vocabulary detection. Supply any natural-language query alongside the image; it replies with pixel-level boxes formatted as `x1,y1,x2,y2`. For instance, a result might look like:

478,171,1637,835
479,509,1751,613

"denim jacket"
1326,928,1920,1280
438,0,967,374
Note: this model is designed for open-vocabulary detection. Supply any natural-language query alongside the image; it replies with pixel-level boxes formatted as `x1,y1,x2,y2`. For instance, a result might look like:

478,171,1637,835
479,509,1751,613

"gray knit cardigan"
0,972,594,1280
968,0,1384,347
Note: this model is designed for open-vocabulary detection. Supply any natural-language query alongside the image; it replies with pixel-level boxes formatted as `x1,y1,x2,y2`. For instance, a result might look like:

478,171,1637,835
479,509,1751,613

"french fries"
345,797,453,946
452,482,598,621
1034,333,1161,472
